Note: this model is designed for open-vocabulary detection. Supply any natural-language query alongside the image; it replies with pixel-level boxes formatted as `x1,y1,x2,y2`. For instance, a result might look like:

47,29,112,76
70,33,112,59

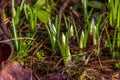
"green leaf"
37,10,50,23
34,0,45,6
115,62,120,69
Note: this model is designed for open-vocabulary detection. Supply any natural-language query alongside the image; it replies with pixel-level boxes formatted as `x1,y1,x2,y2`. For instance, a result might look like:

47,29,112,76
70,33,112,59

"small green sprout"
79,31,85,48
90,19,97,45
69,25,74,37
61,33,71,65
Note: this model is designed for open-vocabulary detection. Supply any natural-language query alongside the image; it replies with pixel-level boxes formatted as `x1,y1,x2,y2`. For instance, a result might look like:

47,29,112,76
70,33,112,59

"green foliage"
11,0,36,64
10,0,120,70
37,9,51,23
24,4,37,30
109,0,120,27
11,0,24,50
34,0,45,6
73,22,79,47
31,0,52,23
36,50,45,61
58,17,72,65
115,62,120,69
82,0,88,20
45,16,60,50
105,0,120,59
90,13,102,45
45,16,72,65
105,22,120,58
105,28,114,56
23,0,52,30
57,32,71,65
79,30,88,48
